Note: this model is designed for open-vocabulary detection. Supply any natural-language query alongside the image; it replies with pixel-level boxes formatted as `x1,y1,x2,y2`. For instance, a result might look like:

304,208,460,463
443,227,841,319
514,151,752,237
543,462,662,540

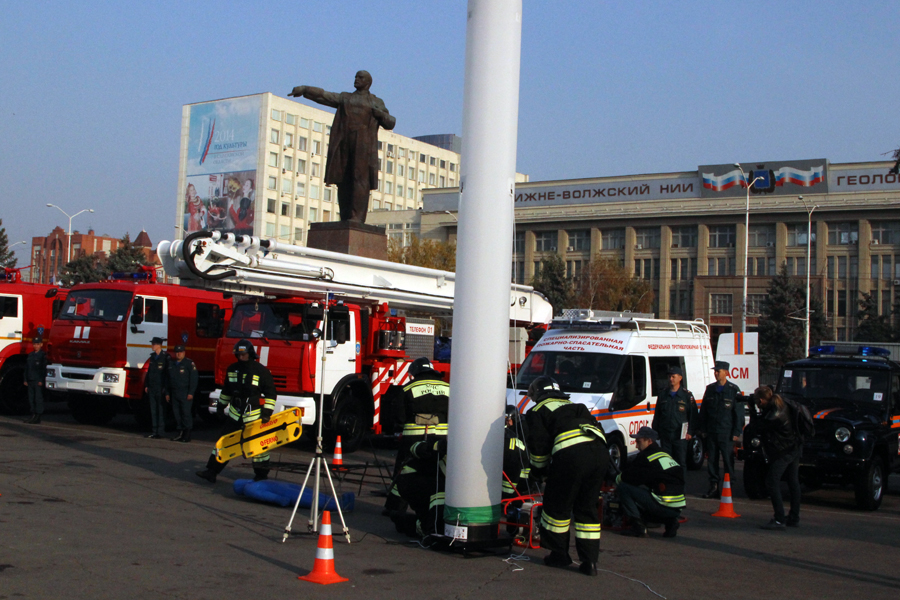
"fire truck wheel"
68,394,116,425
0,363,29,415
331,392,370,454
607,436,626,473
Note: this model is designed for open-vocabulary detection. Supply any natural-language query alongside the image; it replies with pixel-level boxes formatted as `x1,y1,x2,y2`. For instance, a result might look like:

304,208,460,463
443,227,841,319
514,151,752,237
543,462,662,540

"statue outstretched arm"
288,86,340,109
372,98,396,130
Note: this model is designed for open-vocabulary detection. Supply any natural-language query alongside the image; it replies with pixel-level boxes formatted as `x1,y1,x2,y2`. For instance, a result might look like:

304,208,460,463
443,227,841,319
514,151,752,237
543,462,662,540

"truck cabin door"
0,294,23,353
127,296,168,368
315,305,358,397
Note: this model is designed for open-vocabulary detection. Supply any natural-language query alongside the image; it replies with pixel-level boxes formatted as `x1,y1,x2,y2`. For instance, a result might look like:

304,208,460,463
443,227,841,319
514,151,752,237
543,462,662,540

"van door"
648,356,687,396
0,294,24,353
126,296,168,367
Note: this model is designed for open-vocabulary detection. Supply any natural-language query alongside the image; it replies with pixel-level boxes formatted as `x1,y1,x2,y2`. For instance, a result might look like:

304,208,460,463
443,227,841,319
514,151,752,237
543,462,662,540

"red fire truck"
0,268,68,414
158,231,552,452
45,268,232,425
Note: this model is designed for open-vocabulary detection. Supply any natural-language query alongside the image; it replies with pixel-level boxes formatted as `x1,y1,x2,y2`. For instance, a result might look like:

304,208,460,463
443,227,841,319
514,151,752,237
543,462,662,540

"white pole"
733,165,762,334
444,0,522,542
800,195,817,355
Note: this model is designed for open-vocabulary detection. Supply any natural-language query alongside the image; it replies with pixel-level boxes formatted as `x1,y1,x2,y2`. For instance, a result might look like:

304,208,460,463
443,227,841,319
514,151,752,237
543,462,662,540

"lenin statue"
289,71,396,223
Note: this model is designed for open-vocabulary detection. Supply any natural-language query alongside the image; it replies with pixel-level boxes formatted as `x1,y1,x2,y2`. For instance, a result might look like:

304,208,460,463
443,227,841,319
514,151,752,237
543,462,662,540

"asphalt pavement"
2,406,899,600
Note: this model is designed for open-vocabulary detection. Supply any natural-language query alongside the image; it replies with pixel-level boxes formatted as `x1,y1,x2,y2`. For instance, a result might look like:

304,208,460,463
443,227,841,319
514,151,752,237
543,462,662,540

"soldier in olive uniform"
167,344,198,443
144,337,169,439
698,361,744,498
651,366,698,479
23,337,47,424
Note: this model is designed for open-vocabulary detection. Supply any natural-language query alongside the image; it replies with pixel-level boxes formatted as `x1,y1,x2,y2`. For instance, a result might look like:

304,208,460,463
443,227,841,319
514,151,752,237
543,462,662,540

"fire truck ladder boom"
158,230,553,322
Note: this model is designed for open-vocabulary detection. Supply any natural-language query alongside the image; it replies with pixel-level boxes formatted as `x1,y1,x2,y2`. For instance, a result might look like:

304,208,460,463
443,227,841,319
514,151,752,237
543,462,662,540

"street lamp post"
734,163,764,334
46,204,94,264
799,195,818,355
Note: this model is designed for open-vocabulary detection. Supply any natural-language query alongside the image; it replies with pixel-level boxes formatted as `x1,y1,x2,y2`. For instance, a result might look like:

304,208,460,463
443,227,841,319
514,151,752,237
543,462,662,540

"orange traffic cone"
332,436,344,468
711,473,740,518
299,511,349,585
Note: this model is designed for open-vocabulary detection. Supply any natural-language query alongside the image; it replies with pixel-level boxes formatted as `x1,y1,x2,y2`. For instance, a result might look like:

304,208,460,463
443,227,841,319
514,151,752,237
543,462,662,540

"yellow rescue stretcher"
214,408,303,463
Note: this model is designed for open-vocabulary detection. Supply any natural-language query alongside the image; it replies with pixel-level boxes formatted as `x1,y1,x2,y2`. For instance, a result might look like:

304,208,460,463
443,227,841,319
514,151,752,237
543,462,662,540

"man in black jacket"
196,339,277,483
144,337,169,438
616,427,686,538
167,345,199,443
526,376,609,576
651,366,698,479
751,386,801,530
23,338,47,424
698,361,744,498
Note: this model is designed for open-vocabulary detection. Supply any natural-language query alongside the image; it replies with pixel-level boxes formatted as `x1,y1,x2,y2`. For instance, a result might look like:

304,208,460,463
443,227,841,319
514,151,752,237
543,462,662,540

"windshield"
779,367,890,405
58,289,133,322
515,351,626,394
227,302,322,341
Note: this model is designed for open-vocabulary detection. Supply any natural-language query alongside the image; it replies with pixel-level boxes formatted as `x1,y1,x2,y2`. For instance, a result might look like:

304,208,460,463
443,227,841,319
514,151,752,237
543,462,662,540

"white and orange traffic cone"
332,436,344,469
711,473,740,518
299,511,348,585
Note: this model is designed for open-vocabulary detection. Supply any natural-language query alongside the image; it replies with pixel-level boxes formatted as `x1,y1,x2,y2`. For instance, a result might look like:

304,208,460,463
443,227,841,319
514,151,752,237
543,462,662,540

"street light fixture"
9,240,27,249
734,163,764,334
799,195,819,355
46,204,94,264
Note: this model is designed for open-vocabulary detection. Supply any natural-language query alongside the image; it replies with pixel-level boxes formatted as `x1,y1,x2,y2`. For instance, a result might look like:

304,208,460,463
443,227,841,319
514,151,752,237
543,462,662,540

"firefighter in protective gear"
616,426,686,538
525,376,609,576
395,436,448,538
385,357,449,518
196,339,277,483
503,405,530,500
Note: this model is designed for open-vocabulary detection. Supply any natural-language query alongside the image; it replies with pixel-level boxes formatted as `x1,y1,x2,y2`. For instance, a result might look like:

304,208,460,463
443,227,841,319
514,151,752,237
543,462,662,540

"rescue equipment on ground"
233,479,354,511
214,408,303,463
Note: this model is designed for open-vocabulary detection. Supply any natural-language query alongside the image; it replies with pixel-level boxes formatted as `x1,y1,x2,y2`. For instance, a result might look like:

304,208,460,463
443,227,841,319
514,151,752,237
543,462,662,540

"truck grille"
61,372,94,380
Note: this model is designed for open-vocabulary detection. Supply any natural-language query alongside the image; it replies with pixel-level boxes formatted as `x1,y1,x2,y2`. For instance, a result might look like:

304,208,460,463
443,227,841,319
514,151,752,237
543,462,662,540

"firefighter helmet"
527,376,567,403
409,357,439,379
233,339,257,360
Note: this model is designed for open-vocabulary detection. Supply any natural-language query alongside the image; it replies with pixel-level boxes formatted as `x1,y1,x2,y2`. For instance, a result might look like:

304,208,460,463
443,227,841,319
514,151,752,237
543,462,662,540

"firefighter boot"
579,561,598,576
196,456,220,483
180,429,191,443
702,483,719,499
623,519,648,538
663,517,680,538
195,469,217,483
253,468,269,482
543,552,573,569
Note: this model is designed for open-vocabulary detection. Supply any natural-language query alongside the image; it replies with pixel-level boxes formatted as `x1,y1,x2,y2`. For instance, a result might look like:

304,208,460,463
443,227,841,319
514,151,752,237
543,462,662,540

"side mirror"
130,296,144,325
312,328,322,339
45,288,58,299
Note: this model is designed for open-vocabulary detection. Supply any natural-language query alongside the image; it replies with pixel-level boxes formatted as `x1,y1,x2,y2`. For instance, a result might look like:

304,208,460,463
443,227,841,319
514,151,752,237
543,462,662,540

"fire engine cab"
45,267,231,425
158,230,553,452
0,267,67,414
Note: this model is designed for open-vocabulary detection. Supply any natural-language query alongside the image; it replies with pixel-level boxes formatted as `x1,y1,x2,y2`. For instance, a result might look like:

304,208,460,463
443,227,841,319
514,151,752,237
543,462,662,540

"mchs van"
508,310,756,470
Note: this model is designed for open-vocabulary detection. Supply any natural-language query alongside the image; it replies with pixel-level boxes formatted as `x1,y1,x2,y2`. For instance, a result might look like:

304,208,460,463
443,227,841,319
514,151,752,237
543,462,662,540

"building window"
270,129,279,144
266,222,276,237
311,163,320,178
418,170,425,183
633,258,659,280
312,140,321,155
670,226,697,248
281,179,291,195
294,227,303,242
429,173,436,185
296,181,305,196
297,159,306,174
566,260,583,281
601,229,625,250
747,294,767,316
386,160,393,174
450,163,456,172
512,261,524,284
300,117,309,128
397,164,404,178
430,157,436,166
634,227,660,249
407,187,414,199
671,257,695,280
709,225,736,248
748,224,776,247
871,221,900,245
534,231,558,252
384,181,393,195
397,185,404,198
267,176,277,190
567,230,590,252
323,210,331,222
268,152,278,168
420,153,426,163
711,294,733,315
310,185,319,200
283,155,293,171
786,224,816,246
286,114,296,125
439,176,445,187
280,224,290,240
313,121,323,132
309,207,318,221
324,188,332,202
513,232,525,255
295,205,304,219
271,109,281,121
827,222,859,245
707,257,734,276
267,198,276,214
298,137,308,152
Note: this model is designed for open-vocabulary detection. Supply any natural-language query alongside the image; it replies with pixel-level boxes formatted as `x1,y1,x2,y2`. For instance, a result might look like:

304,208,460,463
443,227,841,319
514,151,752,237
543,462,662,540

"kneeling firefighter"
395,435,448,538
384,358,449,518
525,376,609,576
196,339,277,483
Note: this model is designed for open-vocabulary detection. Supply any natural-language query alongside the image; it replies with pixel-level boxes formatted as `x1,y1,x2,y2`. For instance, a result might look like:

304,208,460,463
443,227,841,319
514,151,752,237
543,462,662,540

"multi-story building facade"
176,94,527,246
372,158,900,342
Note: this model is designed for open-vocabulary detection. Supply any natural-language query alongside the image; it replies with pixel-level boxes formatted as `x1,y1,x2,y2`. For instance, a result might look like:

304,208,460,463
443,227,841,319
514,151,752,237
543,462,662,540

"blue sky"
2,1,897,262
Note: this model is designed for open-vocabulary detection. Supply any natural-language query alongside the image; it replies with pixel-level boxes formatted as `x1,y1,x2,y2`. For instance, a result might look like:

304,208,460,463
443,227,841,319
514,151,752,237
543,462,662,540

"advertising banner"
184,96,261,237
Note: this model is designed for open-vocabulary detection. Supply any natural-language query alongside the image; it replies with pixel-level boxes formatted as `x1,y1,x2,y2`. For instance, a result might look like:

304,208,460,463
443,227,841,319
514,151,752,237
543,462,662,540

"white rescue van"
507,310,716,470
715,332,759,394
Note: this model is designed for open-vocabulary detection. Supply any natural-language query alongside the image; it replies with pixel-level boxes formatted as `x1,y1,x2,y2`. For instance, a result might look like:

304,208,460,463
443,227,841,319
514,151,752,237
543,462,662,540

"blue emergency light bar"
110,271,154,281
809,345,890,358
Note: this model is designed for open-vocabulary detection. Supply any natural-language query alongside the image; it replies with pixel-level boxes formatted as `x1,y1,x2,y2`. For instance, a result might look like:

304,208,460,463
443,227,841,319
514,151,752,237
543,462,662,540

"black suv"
743,346,900,510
